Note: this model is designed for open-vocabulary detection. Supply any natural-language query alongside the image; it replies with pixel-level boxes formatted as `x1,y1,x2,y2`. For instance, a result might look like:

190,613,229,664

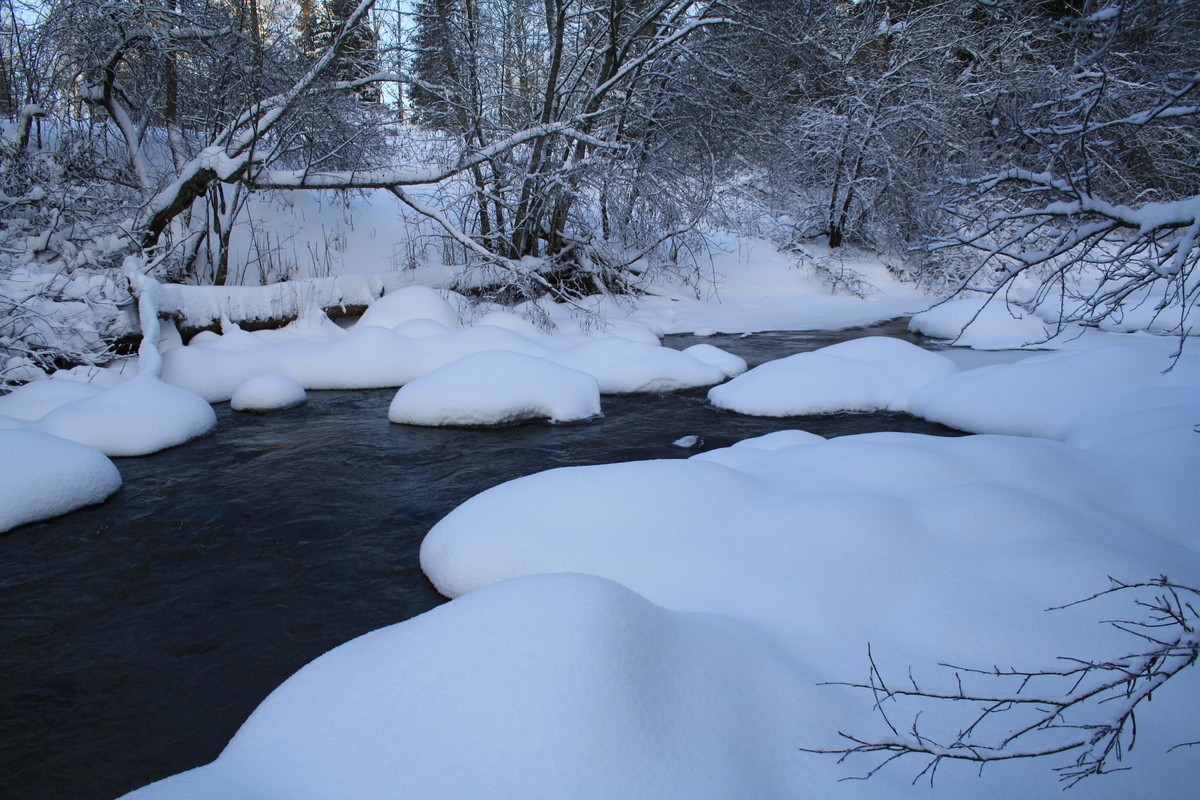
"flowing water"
0,320,962,800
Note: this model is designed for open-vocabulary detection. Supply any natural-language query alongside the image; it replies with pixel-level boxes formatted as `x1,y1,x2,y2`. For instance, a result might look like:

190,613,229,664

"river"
0,320,962,799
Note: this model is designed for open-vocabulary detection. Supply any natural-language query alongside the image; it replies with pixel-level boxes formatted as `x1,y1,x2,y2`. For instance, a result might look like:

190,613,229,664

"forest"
2,3,1199,799
2,0,1197,386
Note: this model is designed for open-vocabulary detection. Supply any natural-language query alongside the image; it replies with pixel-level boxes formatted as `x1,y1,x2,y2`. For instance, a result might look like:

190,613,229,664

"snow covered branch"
805,577,1200,788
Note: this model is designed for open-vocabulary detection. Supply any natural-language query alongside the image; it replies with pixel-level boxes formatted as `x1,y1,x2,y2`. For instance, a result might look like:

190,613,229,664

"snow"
128,408,1200,799
121,573,812,800
9,229,1197,798
0,369,216,458
159,291,743,402
230,374,307,412
0,430,122,533
0,378,103,420
356,285,463,330
709,336,957,416
546,338,728,393
896,342,1199,440
388,351,600,426
37,373,217,457
680,343,748,378
908,295,1053,349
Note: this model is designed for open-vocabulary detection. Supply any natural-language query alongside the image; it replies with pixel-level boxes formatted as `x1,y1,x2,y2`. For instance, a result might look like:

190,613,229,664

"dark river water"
0,320,961,800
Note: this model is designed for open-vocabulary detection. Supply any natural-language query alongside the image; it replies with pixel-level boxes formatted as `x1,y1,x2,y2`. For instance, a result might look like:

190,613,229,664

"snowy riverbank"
2,239,1197,798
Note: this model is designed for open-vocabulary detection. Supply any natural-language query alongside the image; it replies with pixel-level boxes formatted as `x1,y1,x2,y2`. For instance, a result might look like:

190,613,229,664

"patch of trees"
1,0,1197,381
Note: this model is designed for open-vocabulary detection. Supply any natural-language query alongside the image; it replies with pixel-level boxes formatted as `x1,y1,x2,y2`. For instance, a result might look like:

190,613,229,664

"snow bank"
897,342,1198,439
0,378,103,421
909,296,1052,349
38,373,217,457
231,375,307,412
121,573,811,800
388,352,600,426
591,236,928,335
161,293,742,402
709,336,957,416
547,338,728,393
356,285,462,330
155,273,439,331
0,430,122,533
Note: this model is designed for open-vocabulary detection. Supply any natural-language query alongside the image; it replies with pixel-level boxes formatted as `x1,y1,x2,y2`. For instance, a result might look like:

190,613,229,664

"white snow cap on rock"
118,573,811,800
388,351,601,426
0,430,122,533
231,374,307,412
681,343,748,378
909,296,1051,350
37,373,217,457
356,286,462,330
709,336,957,416
0,378,103,421
547,338,729,393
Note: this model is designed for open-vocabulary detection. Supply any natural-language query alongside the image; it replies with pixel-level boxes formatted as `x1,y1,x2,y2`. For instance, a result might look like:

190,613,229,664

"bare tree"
804,576,1200,788
397,0,730,300
930,0,1200,339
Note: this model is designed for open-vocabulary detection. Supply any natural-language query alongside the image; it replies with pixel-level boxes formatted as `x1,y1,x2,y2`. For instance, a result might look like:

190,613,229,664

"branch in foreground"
803,577,1200,788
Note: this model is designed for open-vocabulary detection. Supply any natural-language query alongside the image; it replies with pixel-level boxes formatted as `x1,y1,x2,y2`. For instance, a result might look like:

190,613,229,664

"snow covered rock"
118,573,810,800
0,430,122,532
38,374,217,457
547,338,728,393
681,343,748,378
231,374,307,412
896,343,1198,439
708,336,957,416
909,296,1051,349
388,351,600,426
0,378,103,421
356,286,462,330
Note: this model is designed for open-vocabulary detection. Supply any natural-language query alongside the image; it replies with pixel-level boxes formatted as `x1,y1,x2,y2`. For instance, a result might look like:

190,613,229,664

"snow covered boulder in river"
388,351,601,426
909,296,1052,350
356,286,463,330
37,373,217,457
0,430,121,532
708,336,956,416
117,573,811,800
546,337,730,393
231,374,307,412
0,378,103,421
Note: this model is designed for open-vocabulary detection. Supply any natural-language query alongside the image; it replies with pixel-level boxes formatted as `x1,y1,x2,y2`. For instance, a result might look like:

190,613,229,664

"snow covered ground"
2,233,1197,797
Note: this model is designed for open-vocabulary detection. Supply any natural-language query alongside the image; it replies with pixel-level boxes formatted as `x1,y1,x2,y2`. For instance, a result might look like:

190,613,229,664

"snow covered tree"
740,0,1040,256
930,0,1200,337
372,0,731,299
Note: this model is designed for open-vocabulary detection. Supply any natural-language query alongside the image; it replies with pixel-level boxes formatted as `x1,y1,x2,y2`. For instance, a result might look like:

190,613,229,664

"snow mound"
547,338,728,393
910,296,1051,349
0,378,103,421
897,343,1199,439
388,351,600,426
708,336,957,416
0,430,122,532
162,321,549,403
681,343,748,378
163,308,731,402
38,374,217,457
231,374,307,412
119,574,808,800
412,429,1199,797
356,286,461,330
